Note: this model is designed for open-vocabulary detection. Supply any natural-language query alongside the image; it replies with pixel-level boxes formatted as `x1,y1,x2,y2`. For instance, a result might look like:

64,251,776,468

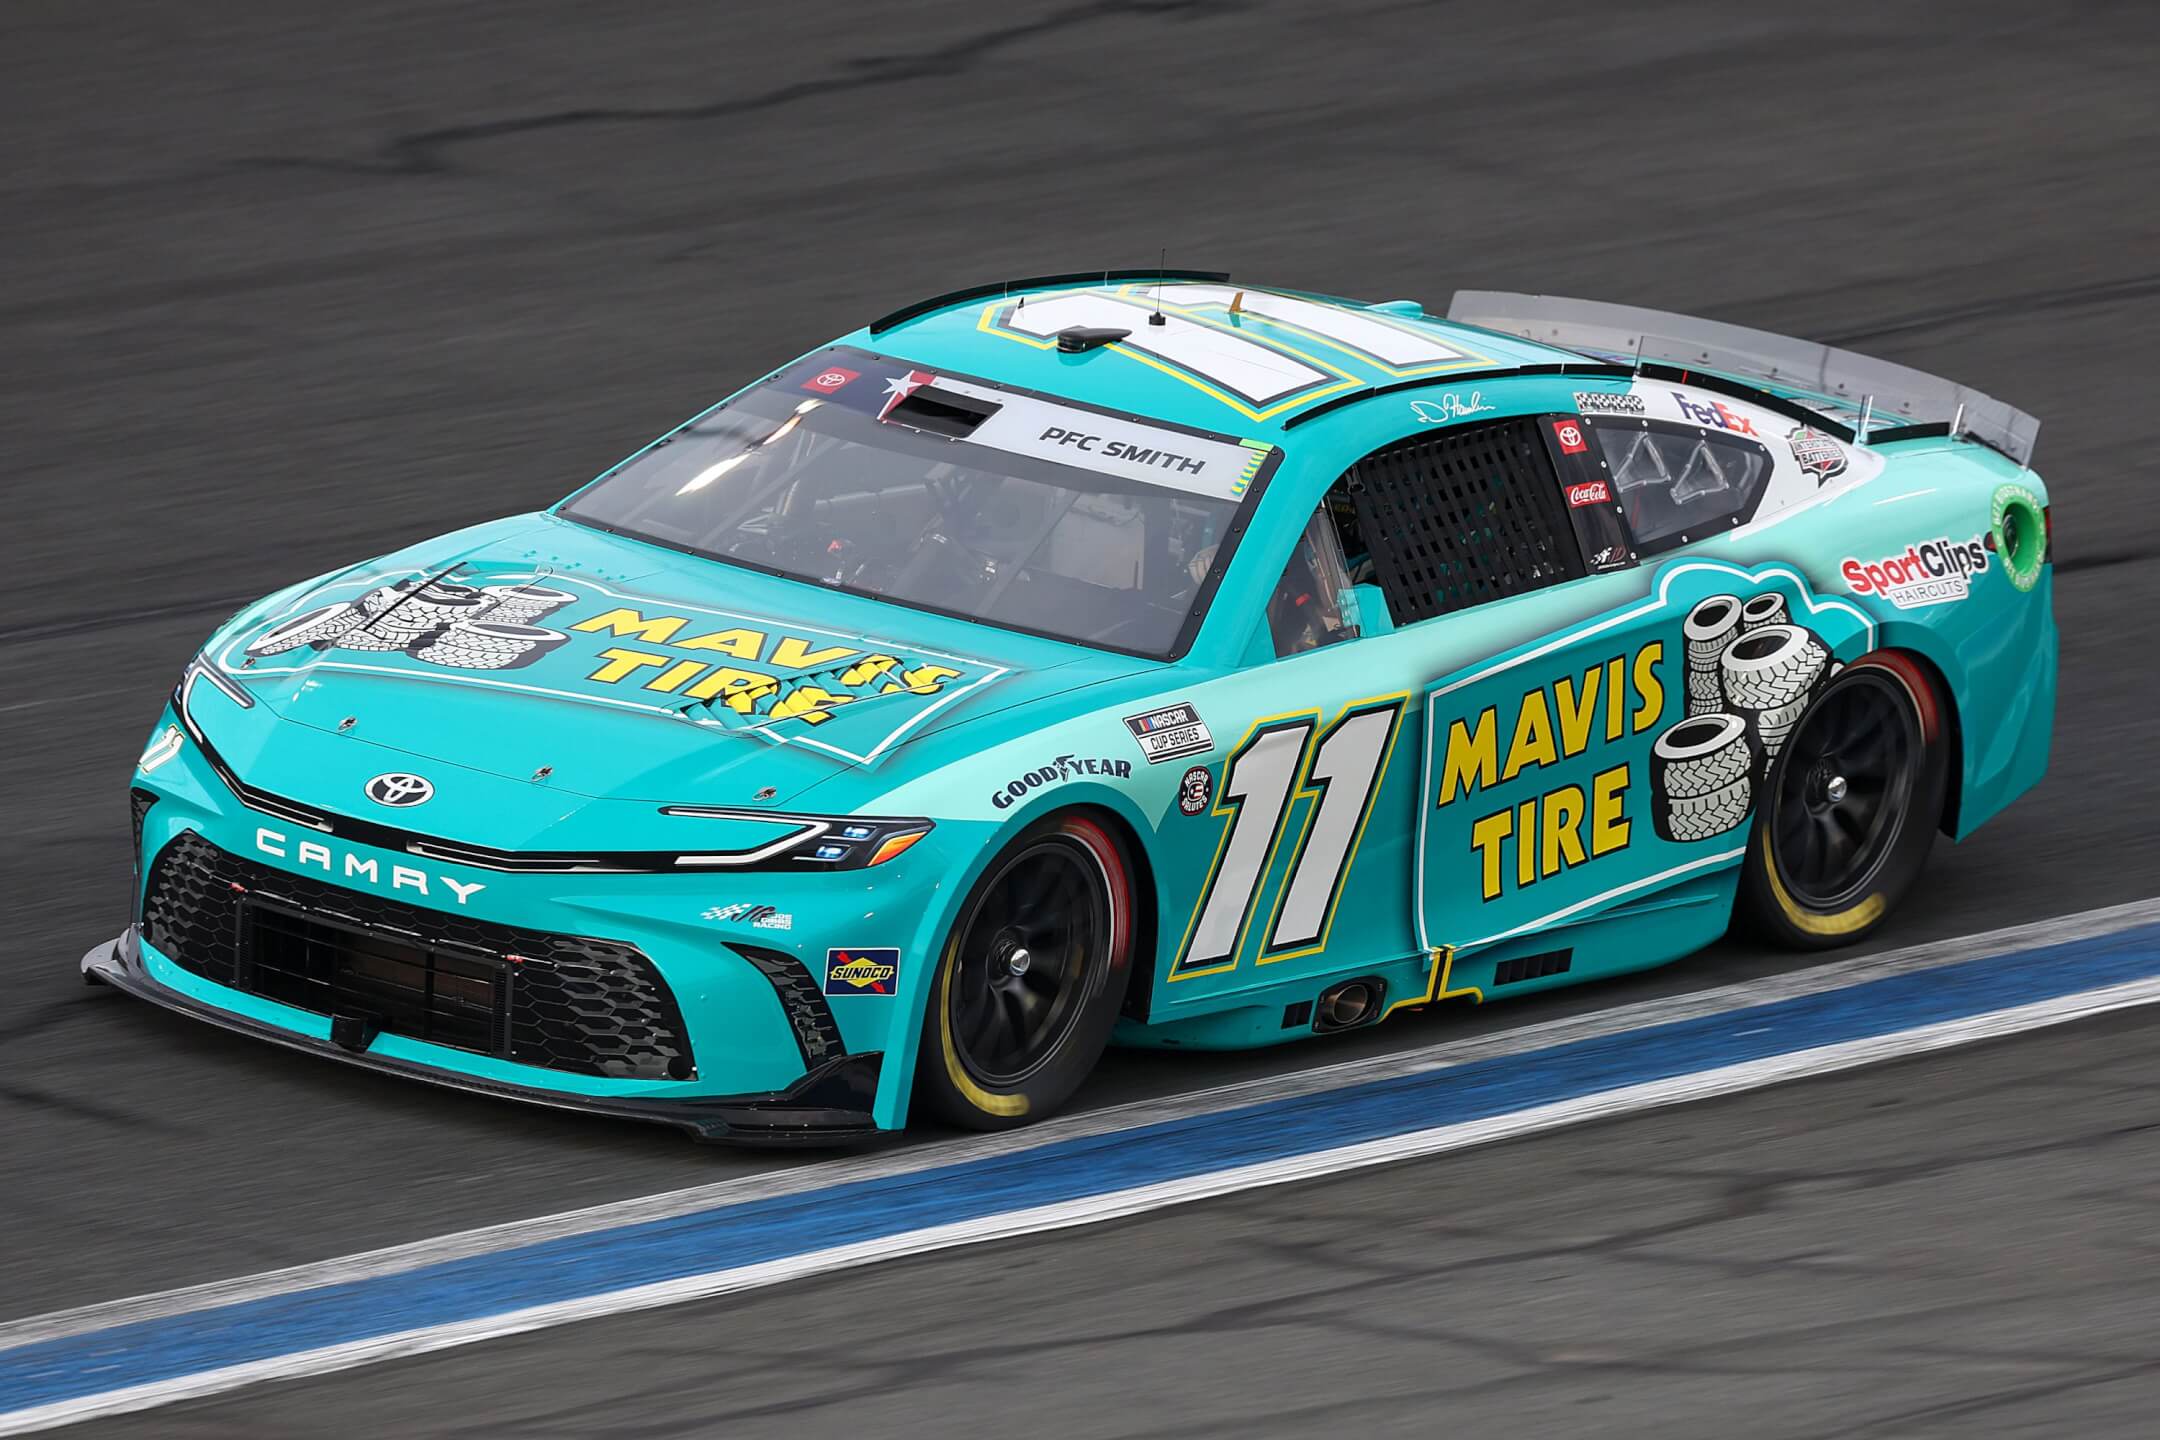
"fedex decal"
1842,535,1989,609
1671,392,1759,436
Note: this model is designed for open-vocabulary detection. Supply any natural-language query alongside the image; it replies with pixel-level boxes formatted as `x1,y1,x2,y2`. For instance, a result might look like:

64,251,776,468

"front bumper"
84,926,884,1145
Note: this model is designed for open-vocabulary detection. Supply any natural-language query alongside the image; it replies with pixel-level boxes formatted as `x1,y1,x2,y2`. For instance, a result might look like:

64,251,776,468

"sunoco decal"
825,948,900,997
1840,535,1988,609
223,571,1007,766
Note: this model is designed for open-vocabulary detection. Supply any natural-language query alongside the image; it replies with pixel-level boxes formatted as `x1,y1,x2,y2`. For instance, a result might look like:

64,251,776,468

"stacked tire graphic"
242,577,581,672
412,621,569,671
1653,594,1834,843
1683,594,1741,718
1650,713,1754,842
245,602,366,656
481,584,576,624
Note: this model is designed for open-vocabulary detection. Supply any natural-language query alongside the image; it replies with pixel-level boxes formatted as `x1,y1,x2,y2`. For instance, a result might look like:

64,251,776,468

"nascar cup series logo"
1841,535,1989,609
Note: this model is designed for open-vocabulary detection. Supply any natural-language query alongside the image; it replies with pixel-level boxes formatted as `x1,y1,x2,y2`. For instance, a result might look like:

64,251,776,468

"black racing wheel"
1738,654,1949,949
914,812,1134,1129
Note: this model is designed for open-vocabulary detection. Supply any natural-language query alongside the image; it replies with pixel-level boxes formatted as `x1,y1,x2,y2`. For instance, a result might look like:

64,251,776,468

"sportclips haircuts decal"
1841,535,1989,609
225,572,1006,765
1421,564,1871,924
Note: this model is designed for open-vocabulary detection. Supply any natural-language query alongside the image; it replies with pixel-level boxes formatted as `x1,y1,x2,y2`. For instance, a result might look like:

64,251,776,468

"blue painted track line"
5,919,2158,1414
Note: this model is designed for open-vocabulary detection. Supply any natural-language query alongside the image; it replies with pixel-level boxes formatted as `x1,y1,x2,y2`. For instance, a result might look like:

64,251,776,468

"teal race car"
87,272,2056,1141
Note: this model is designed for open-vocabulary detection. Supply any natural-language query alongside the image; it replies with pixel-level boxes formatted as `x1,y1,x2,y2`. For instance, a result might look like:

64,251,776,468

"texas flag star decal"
878,369,937,421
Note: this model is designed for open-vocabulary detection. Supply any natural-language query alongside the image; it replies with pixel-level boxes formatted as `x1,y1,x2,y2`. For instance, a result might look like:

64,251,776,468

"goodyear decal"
222,571,1006,766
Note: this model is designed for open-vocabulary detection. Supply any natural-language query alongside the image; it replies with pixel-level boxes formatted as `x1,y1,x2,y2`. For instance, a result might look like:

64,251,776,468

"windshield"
559,349,1278,658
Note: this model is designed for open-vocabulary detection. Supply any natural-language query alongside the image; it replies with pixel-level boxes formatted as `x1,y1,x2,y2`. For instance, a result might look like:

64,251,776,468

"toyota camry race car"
89,273,2056,1142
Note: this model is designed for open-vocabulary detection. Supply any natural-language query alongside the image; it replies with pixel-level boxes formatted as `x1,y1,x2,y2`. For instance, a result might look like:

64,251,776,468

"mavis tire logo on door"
1840,535,1988,609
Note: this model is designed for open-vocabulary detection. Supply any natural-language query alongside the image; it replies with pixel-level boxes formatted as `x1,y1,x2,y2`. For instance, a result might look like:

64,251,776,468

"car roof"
833,273,1583,442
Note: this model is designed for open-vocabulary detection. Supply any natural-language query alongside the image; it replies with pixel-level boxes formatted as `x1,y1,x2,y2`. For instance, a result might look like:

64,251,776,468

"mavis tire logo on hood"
1841,535,1988,609
229,572,1006,765
825,948,899,996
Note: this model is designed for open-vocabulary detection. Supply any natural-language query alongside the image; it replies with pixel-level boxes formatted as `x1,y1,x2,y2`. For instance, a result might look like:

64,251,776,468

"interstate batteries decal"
222,570,1005,764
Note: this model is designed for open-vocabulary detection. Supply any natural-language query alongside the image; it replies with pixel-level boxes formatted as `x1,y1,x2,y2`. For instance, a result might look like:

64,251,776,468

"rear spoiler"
1447,291,2040,467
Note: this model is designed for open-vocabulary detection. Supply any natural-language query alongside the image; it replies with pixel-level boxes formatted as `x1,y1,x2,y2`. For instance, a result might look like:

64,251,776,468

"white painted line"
8,893,2156,1355
8,967,2158,1438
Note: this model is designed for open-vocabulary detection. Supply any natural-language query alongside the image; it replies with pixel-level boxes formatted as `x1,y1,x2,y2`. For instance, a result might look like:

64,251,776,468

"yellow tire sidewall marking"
938,930,1030,1119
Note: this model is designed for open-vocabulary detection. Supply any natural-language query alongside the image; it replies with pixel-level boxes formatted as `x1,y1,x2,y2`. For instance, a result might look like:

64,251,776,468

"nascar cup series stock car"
90,273,2056,1142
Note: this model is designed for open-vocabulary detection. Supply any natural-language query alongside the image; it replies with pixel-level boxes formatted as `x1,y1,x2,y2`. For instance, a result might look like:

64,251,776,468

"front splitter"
81,927,885,1146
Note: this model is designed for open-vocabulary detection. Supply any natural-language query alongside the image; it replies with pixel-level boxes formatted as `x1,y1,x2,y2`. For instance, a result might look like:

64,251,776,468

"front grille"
142,830,694,1080
1345,415,1584,623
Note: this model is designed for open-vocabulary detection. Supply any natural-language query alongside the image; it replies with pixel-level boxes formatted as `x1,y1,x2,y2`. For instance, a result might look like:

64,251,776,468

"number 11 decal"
1172,696,1406,979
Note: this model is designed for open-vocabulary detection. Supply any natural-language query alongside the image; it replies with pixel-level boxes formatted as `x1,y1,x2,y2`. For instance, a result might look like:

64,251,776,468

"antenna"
1150,248,1167,326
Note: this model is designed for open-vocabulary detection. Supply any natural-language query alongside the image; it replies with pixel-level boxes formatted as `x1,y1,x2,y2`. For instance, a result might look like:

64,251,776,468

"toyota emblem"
364,772,434,807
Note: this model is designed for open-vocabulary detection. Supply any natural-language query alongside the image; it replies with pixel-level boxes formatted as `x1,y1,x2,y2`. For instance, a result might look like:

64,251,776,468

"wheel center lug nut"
1007,947,1032,976
1824,775,1849,803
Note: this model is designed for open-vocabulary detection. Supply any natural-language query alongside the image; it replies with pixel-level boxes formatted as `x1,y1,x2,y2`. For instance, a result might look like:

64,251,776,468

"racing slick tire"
915,812,1134,1131
1719,623,1829,711
1738,654,1949,951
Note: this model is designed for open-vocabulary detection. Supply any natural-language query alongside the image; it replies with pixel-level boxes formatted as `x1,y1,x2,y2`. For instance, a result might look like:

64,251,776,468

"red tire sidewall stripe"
1061,815,1132,972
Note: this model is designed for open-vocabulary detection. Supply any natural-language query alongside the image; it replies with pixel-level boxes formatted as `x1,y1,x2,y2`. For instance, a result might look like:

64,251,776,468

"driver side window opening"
1267,503,1365,657
1333,415,1586,628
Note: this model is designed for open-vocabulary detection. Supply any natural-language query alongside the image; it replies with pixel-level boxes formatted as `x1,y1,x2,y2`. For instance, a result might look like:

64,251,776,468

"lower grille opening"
142,830,694,1081
245,900,505,1055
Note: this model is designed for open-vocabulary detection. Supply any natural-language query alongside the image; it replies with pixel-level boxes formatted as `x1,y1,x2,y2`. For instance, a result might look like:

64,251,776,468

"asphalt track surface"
3,0,2157,1431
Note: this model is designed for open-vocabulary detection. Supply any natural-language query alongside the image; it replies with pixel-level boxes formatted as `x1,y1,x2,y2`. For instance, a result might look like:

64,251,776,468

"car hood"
202,513,1156,809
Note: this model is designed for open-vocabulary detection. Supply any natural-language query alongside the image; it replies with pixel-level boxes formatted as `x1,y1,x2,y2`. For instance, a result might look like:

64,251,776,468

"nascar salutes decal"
825,948,900,996
1124,701,1213,764
1787,425,1848,482
1841,535,1989,609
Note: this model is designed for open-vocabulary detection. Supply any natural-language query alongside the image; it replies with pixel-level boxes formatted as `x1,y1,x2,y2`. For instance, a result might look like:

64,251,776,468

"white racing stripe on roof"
1149,284,1469,368
997,291,1329,405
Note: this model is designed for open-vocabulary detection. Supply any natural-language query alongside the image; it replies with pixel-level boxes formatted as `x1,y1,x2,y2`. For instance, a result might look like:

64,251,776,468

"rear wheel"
1738,655,1948,950
914,813,1134,1129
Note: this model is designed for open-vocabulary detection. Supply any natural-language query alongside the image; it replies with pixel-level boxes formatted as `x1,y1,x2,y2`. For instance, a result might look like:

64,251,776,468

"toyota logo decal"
364,772,434,807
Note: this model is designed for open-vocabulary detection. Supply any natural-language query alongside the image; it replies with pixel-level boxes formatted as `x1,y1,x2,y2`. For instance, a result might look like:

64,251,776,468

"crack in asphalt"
238,0,1239,181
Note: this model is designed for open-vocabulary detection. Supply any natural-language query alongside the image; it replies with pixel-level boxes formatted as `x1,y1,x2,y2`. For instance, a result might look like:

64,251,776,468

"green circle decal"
1991,483,2045,592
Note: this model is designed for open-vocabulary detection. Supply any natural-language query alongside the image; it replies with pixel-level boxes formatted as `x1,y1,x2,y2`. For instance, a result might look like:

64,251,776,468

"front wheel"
914,812,1134,1130
1738,655,1949,950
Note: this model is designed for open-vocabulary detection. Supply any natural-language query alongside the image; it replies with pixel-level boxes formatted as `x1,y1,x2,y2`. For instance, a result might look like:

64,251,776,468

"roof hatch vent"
1055,325,1130,354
